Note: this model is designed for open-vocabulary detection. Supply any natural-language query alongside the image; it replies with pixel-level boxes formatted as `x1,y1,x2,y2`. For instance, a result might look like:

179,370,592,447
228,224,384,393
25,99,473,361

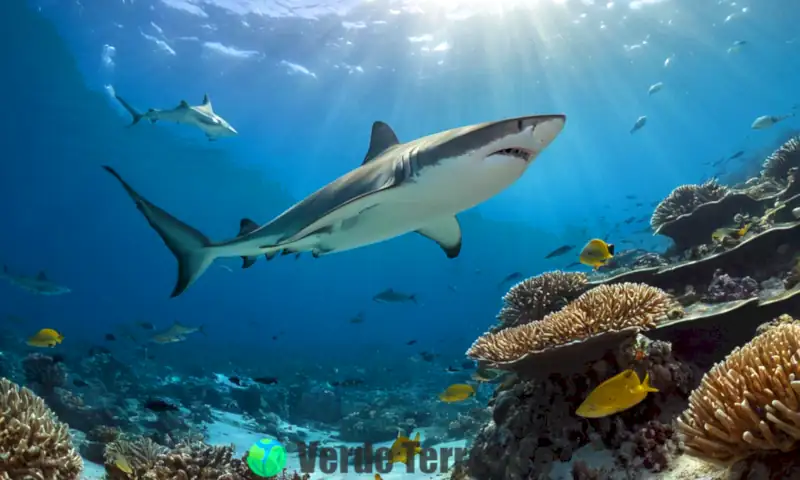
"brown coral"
762,135,800,182
467,283,677,364
650,178,729,230
495,271,587,330
0,377,83,479
677,321,800,464
104,435,167,478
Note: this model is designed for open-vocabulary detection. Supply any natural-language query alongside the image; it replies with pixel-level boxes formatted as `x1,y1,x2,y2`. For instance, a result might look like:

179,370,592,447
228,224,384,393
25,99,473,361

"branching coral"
468,283,678,364
495,271,587,330
762,135,800,182
150,441,242,479
104,435,167,478
650,179,729,231
677,321,800,464
0,377,83,479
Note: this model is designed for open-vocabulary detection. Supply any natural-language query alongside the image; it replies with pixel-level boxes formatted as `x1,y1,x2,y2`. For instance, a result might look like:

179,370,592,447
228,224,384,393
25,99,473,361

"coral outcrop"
701,269,758,303
762,135,800,182
677,321,800,464
494,271,587,330
650,179,729,231
0,377,83,479
467,283,678,369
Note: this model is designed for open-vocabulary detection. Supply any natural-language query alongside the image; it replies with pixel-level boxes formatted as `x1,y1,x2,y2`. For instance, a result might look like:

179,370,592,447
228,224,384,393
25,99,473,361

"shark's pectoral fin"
179,100,190,108
416,217,462,258
241,257,257,269
265,251,278,261
362,121,400,164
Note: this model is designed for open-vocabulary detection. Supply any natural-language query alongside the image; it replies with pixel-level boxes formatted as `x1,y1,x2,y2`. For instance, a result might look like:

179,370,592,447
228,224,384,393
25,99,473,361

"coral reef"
494,271,588,331
467,283,678,366
701,269,758,303
677,321,800,465
650,179,728,231
762,135,800,182
22,353,66,395
104,435,310,480
0,377,83,479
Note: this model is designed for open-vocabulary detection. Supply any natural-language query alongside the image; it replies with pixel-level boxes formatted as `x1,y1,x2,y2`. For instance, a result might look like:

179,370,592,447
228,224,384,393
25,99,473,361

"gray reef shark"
103,114,566,297
1,266,71,296
114,93,237,141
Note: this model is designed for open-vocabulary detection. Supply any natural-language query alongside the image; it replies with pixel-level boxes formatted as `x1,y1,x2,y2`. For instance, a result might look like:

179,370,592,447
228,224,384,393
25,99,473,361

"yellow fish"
27,328,64,348
375,475,383,480
439,383,476,403
576,369,658,418
389,431,421,465
711,223,750,243
579,239,615,269
113,453,133,474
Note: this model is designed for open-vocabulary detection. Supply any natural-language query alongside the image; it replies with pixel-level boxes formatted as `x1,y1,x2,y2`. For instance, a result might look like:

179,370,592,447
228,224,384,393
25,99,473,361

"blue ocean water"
1,0,799,477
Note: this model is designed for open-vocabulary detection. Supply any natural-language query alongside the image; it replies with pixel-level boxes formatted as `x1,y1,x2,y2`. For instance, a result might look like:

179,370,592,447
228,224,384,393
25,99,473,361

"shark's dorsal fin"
362,121,399,165
37,271,48,281
238,219,260,269
238,218,259,237
201,94,212,110
416,216,462,259
179,100,190,109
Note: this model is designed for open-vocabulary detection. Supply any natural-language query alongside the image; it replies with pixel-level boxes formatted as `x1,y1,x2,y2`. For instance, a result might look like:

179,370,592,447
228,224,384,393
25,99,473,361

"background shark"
1,266,71,295
114,93,237,141
104,114,566,297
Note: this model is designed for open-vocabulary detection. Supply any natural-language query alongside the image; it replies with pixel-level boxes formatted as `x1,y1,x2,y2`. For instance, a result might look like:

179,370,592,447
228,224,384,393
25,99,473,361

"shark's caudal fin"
102,166,217,297
114,95,146,126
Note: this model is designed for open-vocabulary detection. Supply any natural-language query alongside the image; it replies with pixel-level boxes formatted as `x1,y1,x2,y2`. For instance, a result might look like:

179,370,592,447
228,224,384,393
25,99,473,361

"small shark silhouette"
1,266,71,296
114,93,237,141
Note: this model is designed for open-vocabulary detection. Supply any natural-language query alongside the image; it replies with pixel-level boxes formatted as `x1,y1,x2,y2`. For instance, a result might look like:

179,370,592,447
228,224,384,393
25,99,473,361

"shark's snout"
531,114,566,152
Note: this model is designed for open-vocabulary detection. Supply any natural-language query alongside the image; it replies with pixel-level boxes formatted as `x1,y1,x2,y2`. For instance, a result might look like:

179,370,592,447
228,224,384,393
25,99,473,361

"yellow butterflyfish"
389,431,421,465
438,383,476,403
27,328,64,348
576,369,658,418
113,453,133,475
578,239,614,269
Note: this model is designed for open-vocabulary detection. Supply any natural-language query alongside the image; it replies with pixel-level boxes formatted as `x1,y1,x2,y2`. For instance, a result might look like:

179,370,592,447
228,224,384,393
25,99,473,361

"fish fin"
362,121,399,164
265,251,279,261
202,94,212,109
642,373,659,393
102,166,218,297
179,100,190,108
37,271,48,281
241,256,257,269
607,243,615,256
238,218,259,236
147,109,158,124
416,216,462,258
114,95,145,126
281,249,292,256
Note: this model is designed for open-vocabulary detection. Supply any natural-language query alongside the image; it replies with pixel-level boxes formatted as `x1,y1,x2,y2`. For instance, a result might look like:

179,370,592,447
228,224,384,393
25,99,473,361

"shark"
114,94,238,141
103,113,566,297
1,266,71,296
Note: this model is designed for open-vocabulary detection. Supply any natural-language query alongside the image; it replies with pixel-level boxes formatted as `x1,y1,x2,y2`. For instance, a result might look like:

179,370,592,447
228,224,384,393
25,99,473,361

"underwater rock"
701,269,758,303
289,384,342,425
22,353,66,395
631,252,669,269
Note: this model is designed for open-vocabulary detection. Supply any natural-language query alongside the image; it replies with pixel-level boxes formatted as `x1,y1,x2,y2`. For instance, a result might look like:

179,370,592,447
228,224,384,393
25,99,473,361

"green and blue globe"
247,438,286,477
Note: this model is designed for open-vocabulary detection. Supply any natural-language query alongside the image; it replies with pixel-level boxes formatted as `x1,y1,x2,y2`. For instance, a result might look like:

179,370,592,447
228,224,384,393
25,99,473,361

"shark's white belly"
293,152,529,255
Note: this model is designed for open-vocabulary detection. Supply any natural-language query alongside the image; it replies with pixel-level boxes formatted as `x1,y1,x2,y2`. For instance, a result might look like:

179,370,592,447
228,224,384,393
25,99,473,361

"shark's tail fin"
102,166,217,297
114,95,145,126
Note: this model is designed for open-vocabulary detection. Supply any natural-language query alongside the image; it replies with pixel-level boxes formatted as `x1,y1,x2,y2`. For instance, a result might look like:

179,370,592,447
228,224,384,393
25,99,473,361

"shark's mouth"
491,148,534,162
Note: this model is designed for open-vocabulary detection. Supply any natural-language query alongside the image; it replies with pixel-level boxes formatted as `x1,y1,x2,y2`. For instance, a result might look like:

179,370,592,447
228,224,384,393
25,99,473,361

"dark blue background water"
1,0,798,378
